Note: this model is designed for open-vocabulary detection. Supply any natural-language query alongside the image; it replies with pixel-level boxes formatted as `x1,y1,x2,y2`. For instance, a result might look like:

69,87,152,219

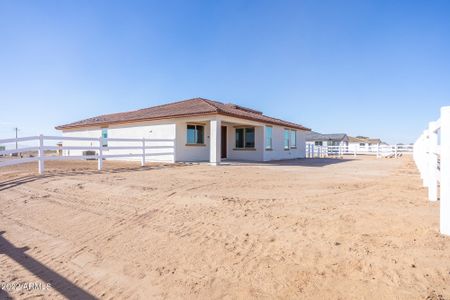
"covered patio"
183,116,266,165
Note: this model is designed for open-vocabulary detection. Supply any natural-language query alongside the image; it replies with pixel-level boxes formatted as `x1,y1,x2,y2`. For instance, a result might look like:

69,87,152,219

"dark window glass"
235,128,244,148
197,125,204,144
245,128,255,148
187,125,196,144
236,127,255,148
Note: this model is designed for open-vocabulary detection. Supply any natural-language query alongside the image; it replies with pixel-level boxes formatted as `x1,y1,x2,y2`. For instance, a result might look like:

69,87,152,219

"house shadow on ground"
221,157,355,168
0,231,97,299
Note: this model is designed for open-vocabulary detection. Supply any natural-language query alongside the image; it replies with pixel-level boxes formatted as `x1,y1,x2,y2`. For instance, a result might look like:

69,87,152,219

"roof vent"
226,103,263,115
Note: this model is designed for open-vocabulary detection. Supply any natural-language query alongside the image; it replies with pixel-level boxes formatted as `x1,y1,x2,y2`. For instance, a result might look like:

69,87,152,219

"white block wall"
175,120,210,162
226,125,264,161
263,126,307,161
62,120,176,163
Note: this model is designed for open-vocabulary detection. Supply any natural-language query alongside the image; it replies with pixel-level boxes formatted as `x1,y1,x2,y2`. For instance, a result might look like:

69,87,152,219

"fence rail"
414,106,450,236
305,144,413,158
0,135,175,174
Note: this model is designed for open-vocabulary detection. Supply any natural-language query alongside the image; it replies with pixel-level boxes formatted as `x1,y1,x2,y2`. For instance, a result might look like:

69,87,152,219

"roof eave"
56,111,310,132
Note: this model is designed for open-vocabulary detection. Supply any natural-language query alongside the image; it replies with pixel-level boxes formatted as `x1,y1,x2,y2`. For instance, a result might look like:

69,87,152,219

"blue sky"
0,0,449,144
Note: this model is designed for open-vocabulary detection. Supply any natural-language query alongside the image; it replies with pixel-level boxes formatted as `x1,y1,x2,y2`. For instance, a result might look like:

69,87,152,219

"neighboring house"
348,136,382,152
305,131,349,147
55,98,311,164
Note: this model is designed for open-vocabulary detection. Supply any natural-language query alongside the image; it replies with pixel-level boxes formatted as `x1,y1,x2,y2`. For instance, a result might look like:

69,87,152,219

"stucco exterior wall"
225,125,264,161
62,127,102,157
62,120,176,162
263,126,307,161
174,117,211,162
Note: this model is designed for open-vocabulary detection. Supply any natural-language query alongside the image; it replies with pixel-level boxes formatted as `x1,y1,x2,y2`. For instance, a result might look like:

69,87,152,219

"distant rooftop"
305,131,348,142
348,136,383,144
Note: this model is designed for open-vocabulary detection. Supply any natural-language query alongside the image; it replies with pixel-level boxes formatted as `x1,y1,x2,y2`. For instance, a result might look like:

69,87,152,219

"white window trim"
101,128,108,147
290,130,297,149
265,126,273,150
284,129,290,150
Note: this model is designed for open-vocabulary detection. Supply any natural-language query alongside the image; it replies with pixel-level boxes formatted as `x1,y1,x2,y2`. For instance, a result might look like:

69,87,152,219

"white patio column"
440,106,450,235
209,119,221,165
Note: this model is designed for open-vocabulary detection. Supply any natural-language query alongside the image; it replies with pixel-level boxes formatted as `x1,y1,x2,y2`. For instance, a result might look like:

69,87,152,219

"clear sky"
0,0,449,144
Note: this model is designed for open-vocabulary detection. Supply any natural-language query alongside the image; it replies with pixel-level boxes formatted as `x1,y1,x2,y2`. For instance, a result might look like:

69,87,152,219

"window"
315,141,323,146
284,129,290,149
265,126,272,149
187,124,204,144
330,141,339,146
359,143,365,147
101,128,108,147
235,127,255,149
290,130,297,148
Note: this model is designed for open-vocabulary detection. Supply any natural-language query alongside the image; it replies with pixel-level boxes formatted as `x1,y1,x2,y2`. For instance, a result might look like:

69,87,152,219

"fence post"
98,137,103,171
38,134,45,175
141,138,146,167
311,144,315,158
421,130,428,186
440,107,450,235
423,131,430,187
428,121,438,202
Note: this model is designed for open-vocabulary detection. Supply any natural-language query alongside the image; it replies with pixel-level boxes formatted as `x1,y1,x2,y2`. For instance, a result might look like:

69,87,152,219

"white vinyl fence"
414,106,450,235
0,135,175,175
305,144,413,158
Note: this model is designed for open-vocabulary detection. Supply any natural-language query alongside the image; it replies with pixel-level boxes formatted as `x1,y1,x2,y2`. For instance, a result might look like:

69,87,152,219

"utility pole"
14,127,18,150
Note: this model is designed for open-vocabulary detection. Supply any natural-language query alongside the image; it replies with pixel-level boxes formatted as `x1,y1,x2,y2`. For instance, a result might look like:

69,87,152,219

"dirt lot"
0,156,449,299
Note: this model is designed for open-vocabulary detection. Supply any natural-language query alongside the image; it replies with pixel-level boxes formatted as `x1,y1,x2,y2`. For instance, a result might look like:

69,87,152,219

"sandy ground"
0,156,449,300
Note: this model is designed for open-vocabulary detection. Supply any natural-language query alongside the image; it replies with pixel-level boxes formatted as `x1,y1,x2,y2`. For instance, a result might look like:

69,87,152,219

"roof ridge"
79,98,205,121
197,98,223,112
136,97,206,112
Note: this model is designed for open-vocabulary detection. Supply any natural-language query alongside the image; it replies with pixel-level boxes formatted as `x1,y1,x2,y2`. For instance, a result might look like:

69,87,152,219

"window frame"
290,130,297,148
101,128,108,147
283,129,290,150
235,126,255,149
265,126,273,150
186,124,205,145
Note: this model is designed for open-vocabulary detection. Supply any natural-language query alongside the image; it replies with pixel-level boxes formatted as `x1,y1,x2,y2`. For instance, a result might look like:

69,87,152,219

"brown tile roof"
55,98,310,131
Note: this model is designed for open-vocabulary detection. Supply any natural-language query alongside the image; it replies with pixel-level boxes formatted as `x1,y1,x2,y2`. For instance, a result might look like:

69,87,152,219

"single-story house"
348,136,383,152
305,132,349,147
55,98,311,164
